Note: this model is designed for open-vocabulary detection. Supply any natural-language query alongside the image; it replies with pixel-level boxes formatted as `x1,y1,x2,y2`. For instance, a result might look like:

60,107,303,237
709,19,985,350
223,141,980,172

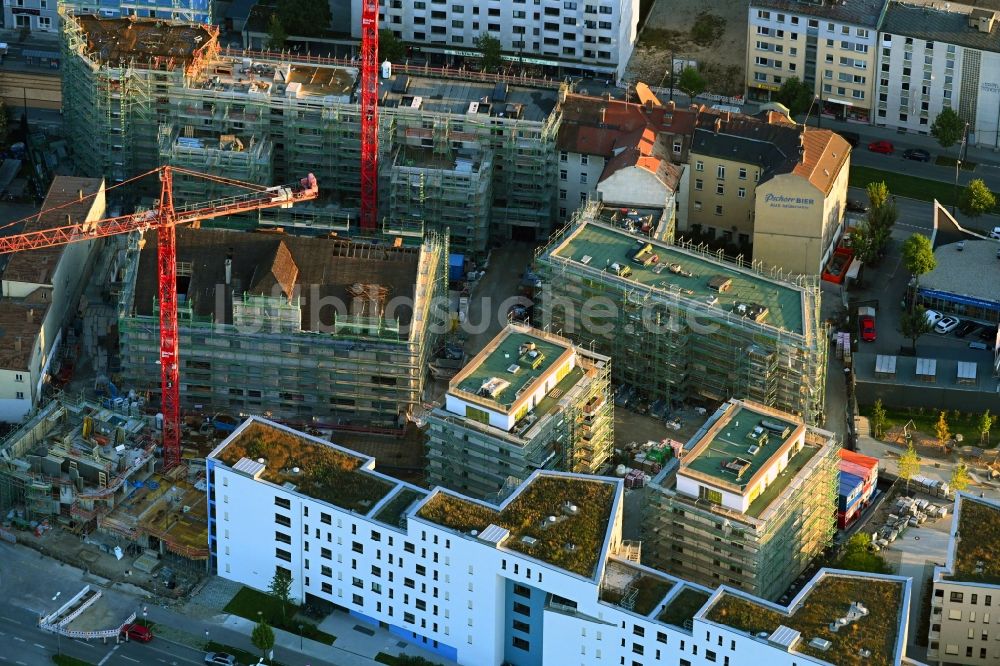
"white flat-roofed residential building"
426,324,613,499
378,0,639,81
644,399,840,602
207,417,913,666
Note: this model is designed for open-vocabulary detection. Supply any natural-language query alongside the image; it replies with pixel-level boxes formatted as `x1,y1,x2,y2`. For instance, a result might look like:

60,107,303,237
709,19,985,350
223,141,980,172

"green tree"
935,410,951,446
268,568,294,623
775,77,813,116
474,33,503,72
276,0,332,37
871,399,887,439
677,66,707,99
901,233,937,288
959,178,996,217
837,533,892,574
858,181,897,260
379,29,406,63
251,619,275,662
267,15,287,50
900,305,933,352
980,409,995,446
930,107,965,149
950,461,972,493
898,441,921,490
866,180,890,210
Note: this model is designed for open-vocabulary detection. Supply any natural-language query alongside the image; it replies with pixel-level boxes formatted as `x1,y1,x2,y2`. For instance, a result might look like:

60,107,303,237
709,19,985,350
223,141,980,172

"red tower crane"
0,166,319,469
359,0,379,232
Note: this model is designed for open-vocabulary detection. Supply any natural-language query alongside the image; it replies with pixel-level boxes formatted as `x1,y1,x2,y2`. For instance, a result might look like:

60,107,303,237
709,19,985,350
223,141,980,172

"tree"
268,568,294,623
930,107,965,149
901,234,937,287
837,533,892,574
775,77,813,116
276,0,332,37
898,441,921,490
267,15,287,50
871,399,887,439
475,34,503,72
980,409,995,446
935,410,951,446
677,66,707,99
858,181,897,261
379,29,406,63
900,305,933,352
950,461,972,493
866,180,891,210
0,100,7,147
959,178,996,217
251,619,275,662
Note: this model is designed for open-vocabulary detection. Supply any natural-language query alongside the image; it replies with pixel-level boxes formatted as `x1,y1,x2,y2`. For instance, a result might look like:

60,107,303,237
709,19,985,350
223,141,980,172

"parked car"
839,131,860,148
204,653,238,666
119,623,153,643
903,148,931,162
990,226,1000,240
608,262,632,278
868,140,894,154
846,199,869,214
935,316,961,334
859,314,877,342
924,309,944,327
955,321,981,338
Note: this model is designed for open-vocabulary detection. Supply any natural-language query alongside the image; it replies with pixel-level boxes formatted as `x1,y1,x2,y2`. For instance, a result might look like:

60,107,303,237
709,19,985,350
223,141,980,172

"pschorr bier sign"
764,193,815,209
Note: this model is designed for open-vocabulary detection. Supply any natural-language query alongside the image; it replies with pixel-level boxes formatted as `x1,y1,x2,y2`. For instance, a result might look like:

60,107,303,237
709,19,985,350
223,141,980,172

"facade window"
695,179,703,191
14,374,23,382
695,160,704,171
514,584,531,598
15,392,24,400
738,167,747,179
274,513,291,527
274,497,290,509
275,531,291,544
716,183,724,195
714,205,723,216
321,582,332,593
320,513,332,525
951,592,964,603
559,169,567,181
321,565,332,577
321,547,332,560
673,141,682,154
513,602,531,616
716,165,725,179
352,541,364,554
275,548,291,562
738,187,746,198
512,637,530,651
580,172,587,184
580,154,588,165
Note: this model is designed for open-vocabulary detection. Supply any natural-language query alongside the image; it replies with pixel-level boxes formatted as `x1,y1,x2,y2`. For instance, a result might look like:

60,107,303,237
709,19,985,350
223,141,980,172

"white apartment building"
877,3,1000,147
747,0,888,123
6,0,213,35
208,416,913,666
377,0,639,81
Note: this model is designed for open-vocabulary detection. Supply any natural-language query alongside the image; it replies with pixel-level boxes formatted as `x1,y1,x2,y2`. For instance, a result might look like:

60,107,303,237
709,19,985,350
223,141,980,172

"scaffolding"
534,203,828,424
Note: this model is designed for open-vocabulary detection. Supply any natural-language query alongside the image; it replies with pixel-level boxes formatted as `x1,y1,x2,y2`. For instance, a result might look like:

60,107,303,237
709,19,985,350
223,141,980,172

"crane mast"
360,0,379,232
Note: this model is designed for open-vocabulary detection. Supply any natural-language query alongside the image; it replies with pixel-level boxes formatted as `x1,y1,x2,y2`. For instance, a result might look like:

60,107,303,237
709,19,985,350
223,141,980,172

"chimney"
799,132,806,161
78,189,84,200
600,106,606,124
225,248,233,286
26,309,33,323
14,337,21,353
666,100,676,112
66,214,72,225
714,117,722,134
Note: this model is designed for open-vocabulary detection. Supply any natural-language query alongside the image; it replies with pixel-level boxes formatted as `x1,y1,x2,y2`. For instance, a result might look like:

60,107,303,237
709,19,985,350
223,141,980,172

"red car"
119,623,153,643
860,314,876,342
868,140,894,154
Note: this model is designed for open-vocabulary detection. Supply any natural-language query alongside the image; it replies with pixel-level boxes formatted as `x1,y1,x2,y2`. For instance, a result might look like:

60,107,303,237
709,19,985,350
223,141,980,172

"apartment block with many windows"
747,0,889,123
207,416,912,666
380,0,639,81
426,324,613,500
928,493,1000,665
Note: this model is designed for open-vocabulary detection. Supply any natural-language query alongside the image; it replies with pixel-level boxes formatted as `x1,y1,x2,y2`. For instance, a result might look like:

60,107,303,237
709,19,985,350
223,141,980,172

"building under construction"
116,227,447,430
60,13,562,252
643,399,839,601
533,203,828,424
0,395,209,564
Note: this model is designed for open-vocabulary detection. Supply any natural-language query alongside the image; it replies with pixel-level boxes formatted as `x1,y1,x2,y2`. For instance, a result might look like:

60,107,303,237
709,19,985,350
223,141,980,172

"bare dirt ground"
626,0,749,96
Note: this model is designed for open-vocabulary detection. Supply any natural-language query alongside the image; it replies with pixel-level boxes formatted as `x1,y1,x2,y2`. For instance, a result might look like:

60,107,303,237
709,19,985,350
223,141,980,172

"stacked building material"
837,449,879,528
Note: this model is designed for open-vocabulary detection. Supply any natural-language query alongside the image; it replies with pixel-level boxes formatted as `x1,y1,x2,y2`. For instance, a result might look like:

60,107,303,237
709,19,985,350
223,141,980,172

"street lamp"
953,122,970,215
298,624,304,650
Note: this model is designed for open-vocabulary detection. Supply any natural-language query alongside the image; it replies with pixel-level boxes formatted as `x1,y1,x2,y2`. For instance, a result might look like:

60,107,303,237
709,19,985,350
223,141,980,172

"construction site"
60,13,564,251
533,203,828,425
0,394,211,572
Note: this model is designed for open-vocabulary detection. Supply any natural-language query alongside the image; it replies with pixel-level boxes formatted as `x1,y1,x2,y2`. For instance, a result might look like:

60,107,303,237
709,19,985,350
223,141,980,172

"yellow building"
684,111,850,275
746,0,889,123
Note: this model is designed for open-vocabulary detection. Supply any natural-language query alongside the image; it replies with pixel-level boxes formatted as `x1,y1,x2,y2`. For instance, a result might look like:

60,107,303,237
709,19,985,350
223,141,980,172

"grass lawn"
859,403,988,446
52,657,94,666
224,587,336,645
935,155,977,170
849,165,1000,215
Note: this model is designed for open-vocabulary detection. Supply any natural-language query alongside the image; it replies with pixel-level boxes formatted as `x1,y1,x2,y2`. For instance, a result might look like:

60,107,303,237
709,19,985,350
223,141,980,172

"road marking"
16,661,26,666
121,657,140,663
97,644,120,666
11,637,24,643
1,617,21,626
74,639,97,648
32,643,45,649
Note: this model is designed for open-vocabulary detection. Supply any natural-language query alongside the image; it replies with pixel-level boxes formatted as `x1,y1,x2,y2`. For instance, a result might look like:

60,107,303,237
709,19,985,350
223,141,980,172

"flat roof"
949,494,1000,584
379,74,558,123
883,1,1000,53
681,401,803,497
749,0,890,27
549,220,807,335
416,472,618,579
75,15,218,70
703,571,907,666
920,240,1000,307
3,176,104,286
452,327,575,413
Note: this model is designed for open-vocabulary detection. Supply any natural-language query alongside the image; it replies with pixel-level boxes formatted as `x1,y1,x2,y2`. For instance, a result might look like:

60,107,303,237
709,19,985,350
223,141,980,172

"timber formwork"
643,431,839,601
61,14,562,240
116,232,448,429
533,204,828,424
